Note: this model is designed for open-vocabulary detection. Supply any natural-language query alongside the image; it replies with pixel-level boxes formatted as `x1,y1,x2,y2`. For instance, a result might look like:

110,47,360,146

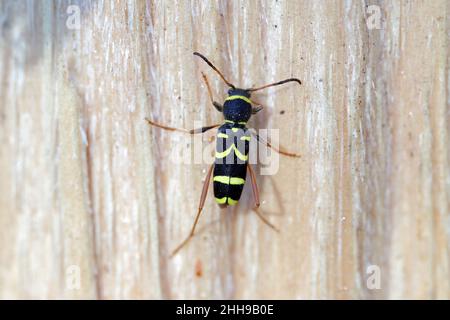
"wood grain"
0,0,448,299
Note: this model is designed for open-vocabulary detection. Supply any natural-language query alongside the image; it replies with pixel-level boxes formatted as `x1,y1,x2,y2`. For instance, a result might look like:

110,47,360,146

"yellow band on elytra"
230,177,245,185
213,176,245,185
215,197,227,204
232,144,248,161
215,144,248,161
215,146,233,158
213,176,229,184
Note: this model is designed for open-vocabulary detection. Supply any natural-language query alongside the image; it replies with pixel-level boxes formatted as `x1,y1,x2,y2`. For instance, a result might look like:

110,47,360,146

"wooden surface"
0,0,449,299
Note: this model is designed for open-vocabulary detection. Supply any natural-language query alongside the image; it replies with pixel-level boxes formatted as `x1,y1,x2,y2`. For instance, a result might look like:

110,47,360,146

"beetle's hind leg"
171,163,215,257
247,164,279,232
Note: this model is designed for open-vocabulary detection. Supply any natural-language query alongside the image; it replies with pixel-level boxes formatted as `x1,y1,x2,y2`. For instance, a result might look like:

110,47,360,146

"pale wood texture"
0,0,449,299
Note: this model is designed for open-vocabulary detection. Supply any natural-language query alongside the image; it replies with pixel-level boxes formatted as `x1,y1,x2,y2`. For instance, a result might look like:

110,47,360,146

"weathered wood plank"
0,0,448,299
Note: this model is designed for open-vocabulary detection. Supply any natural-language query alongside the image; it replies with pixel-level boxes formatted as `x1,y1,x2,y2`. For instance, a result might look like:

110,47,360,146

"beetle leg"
252,105,263,114
250,129,301,158
171,163,215,257
247,164,279,232
201,72,223,112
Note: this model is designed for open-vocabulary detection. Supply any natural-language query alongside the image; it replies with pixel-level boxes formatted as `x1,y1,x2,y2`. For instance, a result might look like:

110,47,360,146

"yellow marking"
227,198,238,205
232,144,248,161
217,133,228,138
215,197,227,204
240,136,251,141
213,176,230,184
232,128,239,133
213,176,245,185
215,145,233,158
225,95,252,104
215,144,248,161
230,177,245,185
224,120,247,125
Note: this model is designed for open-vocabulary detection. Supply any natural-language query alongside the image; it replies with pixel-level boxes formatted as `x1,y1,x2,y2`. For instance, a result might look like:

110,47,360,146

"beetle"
146,52,301,256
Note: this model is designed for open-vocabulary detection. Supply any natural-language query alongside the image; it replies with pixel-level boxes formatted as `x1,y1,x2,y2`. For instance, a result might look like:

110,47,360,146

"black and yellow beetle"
146,52,301,255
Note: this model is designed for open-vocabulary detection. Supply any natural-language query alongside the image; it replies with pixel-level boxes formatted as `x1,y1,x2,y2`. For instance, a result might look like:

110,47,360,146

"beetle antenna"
193,52,235,89
246,78,301,92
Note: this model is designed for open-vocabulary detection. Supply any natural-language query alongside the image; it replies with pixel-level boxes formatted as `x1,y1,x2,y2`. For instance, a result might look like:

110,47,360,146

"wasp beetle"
146,52,301,256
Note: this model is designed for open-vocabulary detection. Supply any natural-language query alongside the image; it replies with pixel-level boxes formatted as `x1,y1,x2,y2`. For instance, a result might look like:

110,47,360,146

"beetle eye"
227,89,233,95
